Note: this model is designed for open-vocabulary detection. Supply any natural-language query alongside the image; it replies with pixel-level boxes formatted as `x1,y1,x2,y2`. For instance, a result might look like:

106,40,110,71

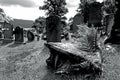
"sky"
0,0,103,21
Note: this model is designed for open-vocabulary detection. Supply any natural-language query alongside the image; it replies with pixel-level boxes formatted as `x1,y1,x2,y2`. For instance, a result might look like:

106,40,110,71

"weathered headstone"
70,13,84,33
3,22,13,43
27,30,35,42
0,31,2,39
0,25,2,39
14,26,24,43
46,16,61,42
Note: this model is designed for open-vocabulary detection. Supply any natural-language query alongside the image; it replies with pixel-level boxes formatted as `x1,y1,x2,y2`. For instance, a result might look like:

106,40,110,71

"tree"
33,17,46,28
32,16,46,34
105,0,120,44
39,0,68,17
76,0,87,12
0,8,13,23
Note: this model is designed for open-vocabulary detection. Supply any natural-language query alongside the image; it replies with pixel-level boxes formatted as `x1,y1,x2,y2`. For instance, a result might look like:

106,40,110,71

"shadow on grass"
41,69,101,80
7,42,22,48
0,42,10,46
0,41,13,47
41,69,68,80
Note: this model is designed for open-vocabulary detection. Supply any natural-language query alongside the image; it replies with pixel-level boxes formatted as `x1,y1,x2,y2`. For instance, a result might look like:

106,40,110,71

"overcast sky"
0,0,103,21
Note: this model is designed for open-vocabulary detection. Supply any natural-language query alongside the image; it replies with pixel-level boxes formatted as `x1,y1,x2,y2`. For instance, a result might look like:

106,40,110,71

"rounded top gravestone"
27,30,35,42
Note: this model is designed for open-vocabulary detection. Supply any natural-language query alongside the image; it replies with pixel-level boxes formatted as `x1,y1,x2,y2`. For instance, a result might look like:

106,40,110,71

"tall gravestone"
106,0,120,44
46,16,61,42
14,26,24,43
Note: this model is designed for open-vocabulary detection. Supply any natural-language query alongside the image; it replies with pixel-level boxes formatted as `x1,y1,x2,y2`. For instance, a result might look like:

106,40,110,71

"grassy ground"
0,38,120,80
100,44,120,80
0,40,49,80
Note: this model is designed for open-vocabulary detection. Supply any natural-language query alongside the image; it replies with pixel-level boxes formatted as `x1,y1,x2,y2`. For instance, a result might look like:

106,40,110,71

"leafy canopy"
40,0,68,17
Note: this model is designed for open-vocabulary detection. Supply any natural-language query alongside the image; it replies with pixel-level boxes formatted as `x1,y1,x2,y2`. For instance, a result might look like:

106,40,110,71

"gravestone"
3,22,13,43
0,23,4,40
46,16,61,42
0,25,2,39
86,1,103,29
0,31,2,39
27,30,35,42
71,13,84,33
14,26,24,43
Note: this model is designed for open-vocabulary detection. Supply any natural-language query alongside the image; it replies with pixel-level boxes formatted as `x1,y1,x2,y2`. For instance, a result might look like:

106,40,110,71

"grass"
100,44,120,80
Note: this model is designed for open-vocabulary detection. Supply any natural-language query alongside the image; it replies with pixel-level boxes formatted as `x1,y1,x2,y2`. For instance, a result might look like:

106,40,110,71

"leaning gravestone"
14,26,24,43
27,30,35,42
46,16,61,42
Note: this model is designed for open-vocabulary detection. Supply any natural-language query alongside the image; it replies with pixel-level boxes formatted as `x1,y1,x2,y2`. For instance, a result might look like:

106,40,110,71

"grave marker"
3,22,13,43
14,26,24,43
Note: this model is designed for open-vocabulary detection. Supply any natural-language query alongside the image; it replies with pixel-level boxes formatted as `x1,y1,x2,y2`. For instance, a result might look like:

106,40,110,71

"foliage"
60,16,67,28
39,0,68,17
33,16,46,28
0,8,4,13
32,16,46,33
76,0,87,12
68,17,73,27
71,25,99,52
0,8,13,23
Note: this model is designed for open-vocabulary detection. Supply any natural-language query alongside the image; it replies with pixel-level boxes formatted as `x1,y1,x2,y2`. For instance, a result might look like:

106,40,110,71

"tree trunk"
106,0,120,44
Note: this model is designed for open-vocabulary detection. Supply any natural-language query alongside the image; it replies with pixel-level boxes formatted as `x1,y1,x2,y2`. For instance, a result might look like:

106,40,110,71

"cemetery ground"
0,38,120,80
